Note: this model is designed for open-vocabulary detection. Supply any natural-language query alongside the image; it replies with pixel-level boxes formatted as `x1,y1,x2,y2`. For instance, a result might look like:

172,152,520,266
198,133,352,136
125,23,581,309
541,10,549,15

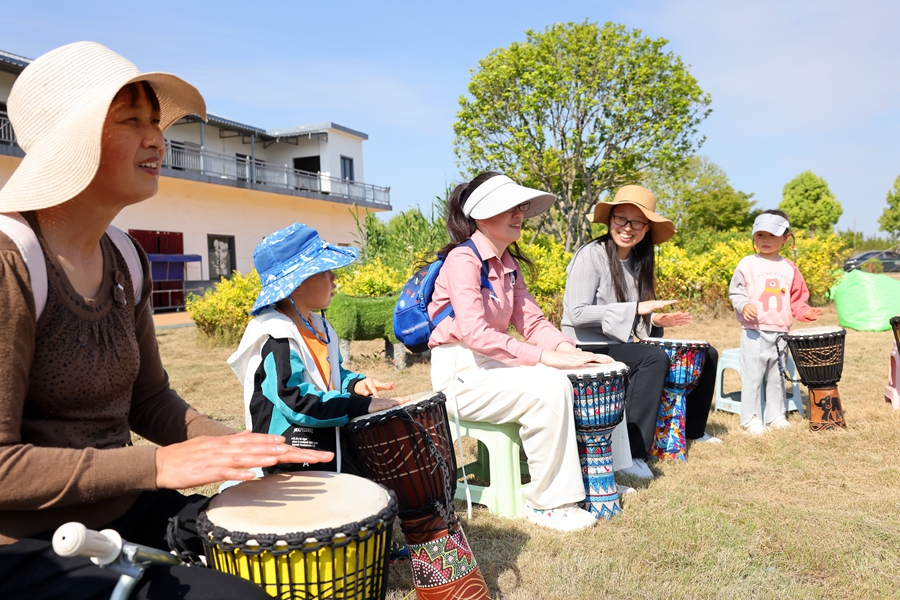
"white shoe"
617,484,637,497
744,419,768,436
524,502,598,532
616,458,654,480
768,416,791,430
691,432,723,444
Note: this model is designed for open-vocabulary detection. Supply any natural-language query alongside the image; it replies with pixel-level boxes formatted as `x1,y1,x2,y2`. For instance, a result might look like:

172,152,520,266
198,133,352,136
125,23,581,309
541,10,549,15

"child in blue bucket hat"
228,222,408,473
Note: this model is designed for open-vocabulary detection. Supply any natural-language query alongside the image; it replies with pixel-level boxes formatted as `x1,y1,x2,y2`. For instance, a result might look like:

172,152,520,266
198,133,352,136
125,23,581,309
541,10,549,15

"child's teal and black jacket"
228,308,372,473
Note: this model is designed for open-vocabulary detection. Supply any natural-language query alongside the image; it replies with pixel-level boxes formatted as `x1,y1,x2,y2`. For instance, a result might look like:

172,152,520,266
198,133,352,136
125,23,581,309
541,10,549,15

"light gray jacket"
561,240,660,345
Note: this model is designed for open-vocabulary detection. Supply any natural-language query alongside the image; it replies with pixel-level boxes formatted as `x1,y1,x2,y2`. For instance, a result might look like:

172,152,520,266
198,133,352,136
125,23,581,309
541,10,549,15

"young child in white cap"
729,210,823,434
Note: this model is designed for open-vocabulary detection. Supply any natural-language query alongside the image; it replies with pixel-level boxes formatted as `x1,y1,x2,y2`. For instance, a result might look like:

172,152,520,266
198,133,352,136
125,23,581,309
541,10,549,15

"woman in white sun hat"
0,42,328,599
561,185,721,481
428,171,612,532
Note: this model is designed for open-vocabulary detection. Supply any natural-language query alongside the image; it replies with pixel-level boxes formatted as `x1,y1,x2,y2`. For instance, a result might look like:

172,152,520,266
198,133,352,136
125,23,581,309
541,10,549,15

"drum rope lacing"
197,490,399,556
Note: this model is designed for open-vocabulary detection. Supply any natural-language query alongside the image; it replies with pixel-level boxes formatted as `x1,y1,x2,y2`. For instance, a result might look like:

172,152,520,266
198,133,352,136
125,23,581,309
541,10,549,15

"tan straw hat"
0,41,207,212
592,185,676,245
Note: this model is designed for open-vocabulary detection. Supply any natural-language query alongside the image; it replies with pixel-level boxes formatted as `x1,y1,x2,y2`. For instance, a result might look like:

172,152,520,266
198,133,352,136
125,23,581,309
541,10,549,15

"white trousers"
430,343,585,510
740,329,787,426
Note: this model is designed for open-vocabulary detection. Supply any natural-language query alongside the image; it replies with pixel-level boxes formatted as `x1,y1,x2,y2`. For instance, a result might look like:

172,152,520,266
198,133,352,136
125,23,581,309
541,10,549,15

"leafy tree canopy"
454,20,711,251
877,174,900,239
778,170,842,235
647,156,757,234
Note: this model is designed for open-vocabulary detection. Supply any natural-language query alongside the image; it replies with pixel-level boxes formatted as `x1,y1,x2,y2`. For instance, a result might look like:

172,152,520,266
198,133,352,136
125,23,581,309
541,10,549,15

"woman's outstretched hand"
541,348,612,369
652,312,692,328
637,299,677,315
155,431,334,490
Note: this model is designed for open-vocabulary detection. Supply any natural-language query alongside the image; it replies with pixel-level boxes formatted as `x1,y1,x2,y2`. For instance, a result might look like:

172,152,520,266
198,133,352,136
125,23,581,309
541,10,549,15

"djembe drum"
197,472,397,599
640,338,709,461
562,362,629,520
779,326,847,431
344,392,490,600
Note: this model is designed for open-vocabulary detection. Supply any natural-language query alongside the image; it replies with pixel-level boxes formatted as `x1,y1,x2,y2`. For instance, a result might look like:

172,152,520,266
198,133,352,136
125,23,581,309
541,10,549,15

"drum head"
558,362,629,376
348,390,440,424
207,472,390,535
642,337,709,346
787,326,845,337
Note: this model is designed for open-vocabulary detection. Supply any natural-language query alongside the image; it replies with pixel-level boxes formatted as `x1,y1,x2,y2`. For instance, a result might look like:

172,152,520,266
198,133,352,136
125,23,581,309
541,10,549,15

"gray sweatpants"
740,328,787,426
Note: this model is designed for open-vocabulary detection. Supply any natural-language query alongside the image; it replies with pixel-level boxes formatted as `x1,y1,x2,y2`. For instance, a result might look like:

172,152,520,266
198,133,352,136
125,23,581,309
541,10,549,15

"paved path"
152,311,195,330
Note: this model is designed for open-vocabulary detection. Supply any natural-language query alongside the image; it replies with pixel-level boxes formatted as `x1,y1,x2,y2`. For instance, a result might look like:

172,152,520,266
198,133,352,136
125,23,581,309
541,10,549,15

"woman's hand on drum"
540,348,612,369
155,430,334,490
803,307,824,321
353,377,396,398
637,299,677,315
651,312,692,328
366,396,411,413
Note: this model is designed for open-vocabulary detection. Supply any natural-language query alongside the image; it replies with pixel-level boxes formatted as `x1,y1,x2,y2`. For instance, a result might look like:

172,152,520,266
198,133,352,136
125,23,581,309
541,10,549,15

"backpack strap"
0,212,48,319
444,238,494,321
0,213,144,320
106,225,144,305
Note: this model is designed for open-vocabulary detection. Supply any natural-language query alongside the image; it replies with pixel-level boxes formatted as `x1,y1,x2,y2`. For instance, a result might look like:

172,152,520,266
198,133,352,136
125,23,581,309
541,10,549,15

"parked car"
843,250,900,272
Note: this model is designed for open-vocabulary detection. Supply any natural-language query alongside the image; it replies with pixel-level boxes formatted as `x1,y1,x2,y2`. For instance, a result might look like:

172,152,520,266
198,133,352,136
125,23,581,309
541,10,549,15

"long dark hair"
434,171,536,278
592,206,657,329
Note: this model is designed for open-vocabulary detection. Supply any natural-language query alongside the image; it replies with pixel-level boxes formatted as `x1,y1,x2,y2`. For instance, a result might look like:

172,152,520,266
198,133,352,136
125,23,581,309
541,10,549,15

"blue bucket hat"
250,222,359,316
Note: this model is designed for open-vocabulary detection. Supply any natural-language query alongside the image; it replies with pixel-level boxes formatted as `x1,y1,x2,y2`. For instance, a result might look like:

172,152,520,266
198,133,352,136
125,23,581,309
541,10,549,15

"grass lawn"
157,305,900,600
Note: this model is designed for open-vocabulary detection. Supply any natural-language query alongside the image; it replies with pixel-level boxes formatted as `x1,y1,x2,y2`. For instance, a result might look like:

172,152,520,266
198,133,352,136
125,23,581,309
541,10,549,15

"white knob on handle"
52,522,122,565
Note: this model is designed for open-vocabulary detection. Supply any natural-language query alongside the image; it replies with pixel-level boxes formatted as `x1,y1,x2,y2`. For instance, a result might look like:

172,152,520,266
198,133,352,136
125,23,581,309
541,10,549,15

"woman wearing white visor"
428,171,611,532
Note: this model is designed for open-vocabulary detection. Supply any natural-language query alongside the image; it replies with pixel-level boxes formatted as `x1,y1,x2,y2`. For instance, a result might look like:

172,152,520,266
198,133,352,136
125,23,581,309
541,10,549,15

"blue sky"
3,0,898,235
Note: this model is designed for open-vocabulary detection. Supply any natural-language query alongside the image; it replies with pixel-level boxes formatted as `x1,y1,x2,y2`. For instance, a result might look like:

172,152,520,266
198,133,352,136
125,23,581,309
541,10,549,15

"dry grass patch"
155,306,900,599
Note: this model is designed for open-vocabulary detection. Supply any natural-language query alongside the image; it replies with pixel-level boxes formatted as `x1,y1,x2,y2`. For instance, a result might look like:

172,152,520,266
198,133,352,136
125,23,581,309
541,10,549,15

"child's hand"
367,396,411,413
353,378,395,398
742,304,758,320
803,307,824,321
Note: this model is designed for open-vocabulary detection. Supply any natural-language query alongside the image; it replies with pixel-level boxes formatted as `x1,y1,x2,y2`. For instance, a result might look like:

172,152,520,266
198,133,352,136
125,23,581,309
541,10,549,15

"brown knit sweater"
0,214,232,545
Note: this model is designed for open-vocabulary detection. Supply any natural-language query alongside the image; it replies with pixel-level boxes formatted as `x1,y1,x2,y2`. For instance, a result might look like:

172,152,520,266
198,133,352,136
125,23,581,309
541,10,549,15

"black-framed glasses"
507,201,531,214
611,214,649,231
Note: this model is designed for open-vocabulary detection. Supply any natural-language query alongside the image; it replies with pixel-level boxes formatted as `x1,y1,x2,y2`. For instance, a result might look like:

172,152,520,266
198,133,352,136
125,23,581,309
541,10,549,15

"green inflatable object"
832,270,900,331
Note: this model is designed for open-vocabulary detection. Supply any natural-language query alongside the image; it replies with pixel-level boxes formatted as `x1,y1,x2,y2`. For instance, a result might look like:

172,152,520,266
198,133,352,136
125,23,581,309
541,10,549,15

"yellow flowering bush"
186,269,261,344
334,258,406,297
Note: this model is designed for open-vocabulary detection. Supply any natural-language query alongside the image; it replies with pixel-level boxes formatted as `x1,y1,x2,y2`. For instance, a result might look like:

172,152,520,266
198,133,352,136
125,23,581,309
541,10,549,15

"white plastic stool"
885,342,900,409
714,347,804,416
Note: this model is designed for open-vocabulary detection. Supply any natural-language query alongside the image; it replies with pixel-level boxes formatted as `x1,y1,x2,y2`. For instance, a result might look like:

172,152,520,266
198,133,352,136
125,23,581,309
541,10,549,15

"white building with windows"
0,48,390,308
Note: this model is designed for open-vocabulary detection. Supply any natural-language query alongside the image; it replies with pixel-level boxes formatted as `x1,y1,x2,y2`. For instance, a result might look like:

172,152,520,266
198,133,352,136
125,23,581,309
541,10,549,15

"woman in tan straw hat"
0,42,328,599
428,171,611,532
561,185,721,481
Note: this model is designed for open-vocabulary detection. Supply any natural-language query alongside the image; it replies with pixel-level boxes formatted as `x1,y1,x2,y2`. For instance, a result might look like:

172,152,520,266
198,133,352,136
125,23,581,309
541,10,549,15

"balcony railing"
165,142,390,205
0,111,16,145
0,113,389,207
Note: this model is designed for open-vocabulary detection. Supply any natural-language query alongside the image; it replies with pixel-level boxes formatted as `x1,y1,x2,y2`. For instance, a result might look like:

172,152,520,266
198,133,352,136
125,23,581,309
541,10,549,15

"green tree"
454,21,711,251
877,174,900,239
778,171,842,236
647,156,757,232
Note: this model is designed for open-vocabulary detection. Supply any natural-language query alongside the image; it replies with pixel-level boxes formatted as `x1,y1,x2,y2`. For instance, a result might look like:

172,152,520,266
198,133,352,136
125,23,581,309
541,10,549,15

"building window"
293,156,321,173
340,156,354,181
208,234,236,279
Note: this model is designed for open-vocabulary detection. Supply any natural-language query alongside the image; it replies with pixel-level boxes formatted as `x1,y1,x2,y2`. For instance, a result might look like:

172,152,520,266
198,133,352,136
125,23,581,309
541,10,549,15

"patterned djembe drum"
779,326,847,431
344,392,490,600
562,362,629,520
640,338,709,461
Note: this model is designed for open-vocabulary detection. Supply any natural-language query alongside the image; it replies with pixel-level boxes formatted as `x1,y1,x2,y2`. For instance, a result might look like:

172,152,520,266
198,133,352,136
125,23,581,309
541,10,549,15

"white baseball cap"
462,175,556,219
752,213,790,236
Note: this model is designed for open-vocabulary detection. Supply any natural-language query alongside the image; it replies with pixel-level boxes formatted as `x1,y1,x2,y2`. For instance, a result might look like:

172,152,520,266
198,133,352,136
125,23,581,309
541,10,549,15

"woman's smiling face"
609,203,650,258
475,203,525,249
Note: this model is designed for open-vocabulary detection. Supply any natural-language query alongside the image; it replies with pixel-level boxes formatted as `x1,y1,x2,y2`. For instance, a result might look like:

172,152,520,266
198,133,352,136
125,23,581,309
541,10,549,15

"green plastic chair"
451,420,530,518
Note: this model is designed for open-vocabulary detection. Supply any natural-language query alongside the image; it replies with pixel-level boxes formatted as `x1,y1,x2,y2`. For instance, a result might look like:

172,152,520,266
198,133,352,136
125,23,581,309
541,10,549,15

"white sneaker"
744,418,768,436
768,416,791,430
616,458,654,479
617,484,637,497
691,432,723,444
524,502,598,532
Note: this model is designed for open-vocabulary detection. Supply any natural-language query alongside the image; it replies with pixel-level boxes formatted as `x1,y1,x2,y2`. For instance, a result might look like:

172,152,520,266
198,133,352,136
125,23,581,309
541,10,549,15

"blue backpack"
393,239,492,353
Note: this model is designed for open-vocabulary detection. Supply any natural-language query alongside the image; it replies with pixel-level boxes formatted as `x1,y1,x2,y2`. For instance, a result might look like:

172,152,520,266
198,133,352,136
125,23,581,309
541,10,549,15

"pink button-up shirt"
427,230,572,366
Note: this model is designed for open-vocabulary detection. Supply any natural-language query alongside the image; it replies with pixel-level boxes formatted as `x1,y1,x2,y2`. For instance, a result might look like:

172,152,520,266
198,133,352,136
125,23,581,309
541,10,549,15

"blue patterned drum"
562,363,629,520
640,338,709,462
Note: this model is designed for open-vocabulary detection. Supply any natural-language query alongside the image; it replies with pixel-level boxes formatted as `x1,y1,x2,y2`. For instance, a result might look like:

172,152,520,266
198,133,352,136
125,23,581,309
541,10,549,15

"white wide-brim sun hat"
461,175,557,220
0,41,207,213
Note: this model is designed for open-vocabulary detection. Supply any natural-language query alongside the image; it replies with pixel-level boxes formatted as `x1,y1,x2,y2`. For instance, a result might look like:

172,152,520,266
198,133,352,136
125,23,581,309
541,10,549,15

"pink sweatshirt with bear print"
729,254,813,333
